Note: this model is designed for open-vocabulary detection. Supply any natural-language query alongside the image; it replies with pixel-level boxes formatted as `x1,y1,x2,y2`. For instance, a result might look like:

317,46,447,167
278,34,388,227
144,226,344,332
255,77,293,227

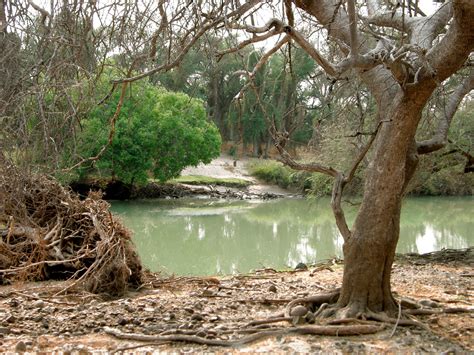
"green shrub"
248,160,319,193
73,81,221,185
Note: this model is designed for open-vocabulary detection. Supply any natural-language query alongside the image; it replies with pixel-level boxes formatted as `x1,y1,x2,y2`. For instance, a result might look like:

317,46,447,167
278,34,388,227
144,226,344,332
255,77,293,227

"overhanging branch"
417,71,474,155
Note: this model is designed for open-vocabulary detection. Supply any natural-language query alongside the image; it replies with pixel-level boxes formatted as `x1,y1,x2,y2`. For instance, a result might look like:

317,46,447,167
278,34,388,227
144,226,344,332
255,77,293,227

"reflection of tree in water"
111,197,473,275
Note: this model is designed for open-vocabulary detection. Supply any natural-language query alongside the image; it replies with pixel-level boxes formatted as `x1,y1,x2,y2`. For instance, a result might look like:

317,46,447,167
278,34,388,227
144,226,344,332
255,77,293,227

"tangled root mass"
0,156,143,295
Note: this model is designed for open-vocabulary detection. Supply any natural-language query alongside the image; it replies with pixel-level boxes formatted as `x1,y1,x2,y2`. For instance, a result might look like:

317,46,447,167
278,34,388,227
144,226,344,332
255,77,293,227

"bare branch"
233,35,290,100
347,0,359,56
0,0,6,32
284,0,294,27
286,27,338,77
417,71,474,155
423,1,474,83
271,125,339,177
216,28,282,59
331,173,351,242
345,121,384,183
410,2,453,49
27,0,51,24
331,120,385,243
227,17,285,33
113,0,263,84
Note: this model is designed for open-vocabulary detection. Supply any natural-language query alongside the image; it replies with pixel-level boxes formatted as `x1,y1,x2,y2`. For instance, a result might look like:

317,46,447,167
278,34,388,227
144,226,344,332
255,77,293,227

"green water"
111,197,474,276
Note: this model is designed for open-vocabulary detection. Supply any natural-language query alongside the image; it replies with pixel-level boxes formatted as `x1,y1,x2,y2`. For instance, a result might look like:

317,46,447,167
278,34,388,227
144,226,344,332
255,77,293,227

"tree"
74,81,221,184
107,0,473,318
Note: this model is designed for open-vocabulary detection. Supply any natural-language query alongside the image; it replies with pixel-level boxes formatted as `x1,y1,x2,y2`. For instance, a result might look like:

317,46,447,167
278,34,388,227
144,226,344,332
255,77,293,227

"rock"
196,330,207,338
191,313,204,321
43,306,57,314
0,327,10,335
268,285,277,293
295,262,308,271
289,305,308,317
184,307,194,314
8,298,19,307
202,289,215,296
124,304,135,313
15,341,27,352
117,318,128,326
32,300,45,308
209,315,220,322
419,299,440,308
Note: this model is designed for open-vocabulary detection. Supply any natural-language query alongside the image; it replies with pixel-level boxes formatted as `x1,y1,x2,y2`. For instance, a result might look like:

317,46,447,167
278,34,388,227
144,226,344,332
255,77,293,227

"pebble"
419,299,440,308
0,327,10,335
268,285,277,293
9,299,20,307
43,306,57,314
32,300,45,308
196,330,207,338
295,262,308,270
191,313,204,321
289,305,308,317
209,315,220,322
15,341,27,352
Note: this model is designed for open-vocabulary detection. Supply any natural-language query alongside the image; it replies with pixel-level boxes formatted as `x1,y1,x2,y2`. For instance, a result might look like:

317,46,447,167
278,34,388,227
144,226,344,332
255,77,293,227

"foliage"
248,160,312,191
249,155,474,197
74,81,221,184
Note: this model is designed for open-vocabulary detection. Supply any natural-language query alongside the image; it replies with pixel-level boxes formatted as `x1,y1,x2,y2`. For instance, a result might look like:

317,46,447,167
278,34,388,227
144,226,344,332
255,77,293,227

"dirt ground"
0,248,472,353
181,154,294,196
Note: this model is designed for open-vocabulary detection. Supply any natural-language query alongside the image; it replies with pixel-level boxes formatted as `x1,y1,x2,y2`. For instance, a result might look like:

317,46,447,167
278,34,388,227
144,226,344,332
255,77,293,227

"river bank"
0,248,471,353
70,155,300,200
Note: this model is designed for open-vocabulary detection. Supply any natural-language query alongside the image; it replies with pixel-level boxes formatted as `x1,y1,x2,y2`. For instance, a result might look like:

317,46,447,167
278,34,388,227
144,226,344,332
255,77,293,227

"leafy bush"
74,81,221,184
248,160,313,192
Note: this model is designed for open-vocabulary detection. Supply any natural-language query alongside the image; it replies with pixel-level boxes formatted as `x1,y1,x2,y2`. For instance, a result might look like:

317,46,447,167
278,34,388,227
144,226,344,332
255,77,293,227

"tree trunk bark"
336,91,429,317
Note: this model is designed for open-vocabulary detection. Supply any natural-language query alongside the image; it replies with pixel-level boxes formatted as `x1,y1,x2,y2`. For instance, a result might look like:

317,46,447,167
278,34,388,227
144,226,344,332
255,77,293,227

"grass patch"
247,160,315,192
169,175,252,188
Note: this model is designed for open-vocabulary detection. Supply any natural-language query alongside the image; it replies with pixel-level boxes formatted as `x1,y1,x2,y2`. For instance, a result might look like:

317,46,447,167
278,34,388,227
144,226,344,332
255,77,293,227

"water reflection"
111,197,473,275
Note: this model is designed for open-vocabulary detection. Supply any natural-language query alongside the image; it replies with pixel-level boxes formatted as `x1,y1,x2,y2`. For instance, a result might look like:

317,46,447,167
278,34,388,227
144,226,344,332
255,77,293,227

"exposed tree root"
284,289,340,317
245,316,292,327
405,307,474,315
0,156,143,295
366,311,429,331
281,290,470,334
104,324,384,347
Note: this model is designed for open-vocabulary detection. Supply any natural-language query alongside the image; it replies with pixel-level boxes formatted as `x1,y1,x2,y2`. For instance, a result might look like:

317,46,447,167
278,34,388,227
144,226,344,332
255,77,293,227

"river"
111,196,473,276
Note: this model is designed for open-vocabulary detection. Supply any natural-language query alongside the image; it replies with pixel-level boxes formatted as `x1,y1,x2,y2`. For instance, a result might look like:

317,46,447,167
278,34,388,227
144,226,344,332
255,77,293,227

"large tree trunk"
336,89,430,316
